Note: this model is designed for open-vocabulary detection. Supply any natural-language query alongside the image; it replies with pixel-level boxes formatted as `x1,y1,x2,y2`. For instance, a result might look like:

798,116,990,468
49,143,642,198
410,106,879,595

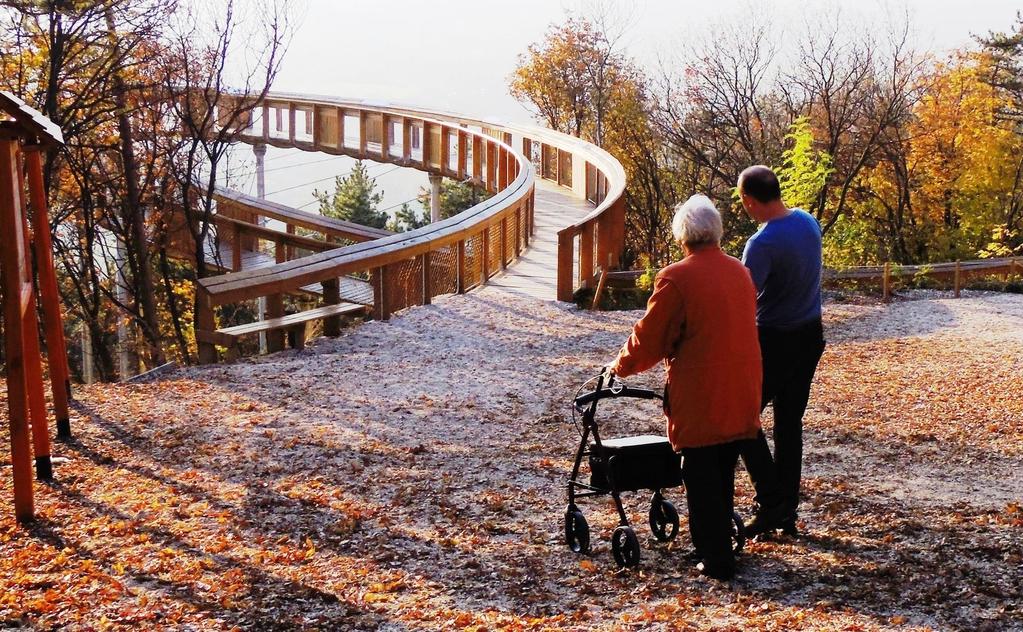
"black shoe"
780,518,799,537
743,513,778,538
696,561,735,582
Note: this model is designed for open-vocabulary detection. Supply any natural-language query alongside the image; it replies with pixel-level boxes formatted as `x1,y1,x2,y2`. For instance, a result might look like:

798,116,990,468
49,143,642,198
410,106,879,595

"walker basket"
588,435,683,493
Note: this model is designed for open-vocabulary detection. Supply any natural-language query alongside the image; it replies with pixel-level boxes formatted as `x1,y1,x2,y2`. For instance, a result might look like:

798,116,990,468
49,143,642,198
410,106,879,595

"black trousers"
681,440,742,570
741,319,826,519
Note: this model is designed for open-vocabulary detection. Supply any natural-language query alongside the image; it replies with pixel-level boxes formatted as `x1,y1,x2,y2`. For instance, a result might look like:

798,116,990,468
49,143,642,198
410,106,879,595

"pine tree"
313,161,388,228
388,202,429,232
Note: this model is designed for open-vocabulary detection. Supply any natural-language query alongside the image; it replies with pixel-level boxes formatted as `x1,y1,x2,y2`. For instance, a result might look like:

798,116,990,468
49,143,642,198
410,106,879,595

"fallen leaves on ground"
1,288,1020,630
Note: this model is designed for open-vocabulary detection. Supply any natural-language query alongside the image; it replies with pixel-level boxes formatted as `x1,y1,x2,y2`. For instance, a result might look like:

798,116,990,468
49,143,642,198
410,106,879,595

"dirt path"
1,290,1020,630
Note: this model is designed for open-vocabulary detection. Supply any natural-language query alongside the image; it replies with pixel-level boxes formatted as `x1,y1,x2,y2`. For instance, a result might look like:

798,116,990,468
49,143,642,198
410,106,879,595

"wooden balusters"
500,217,508,270
421,252,432,305
580,223,594,288
456,240,467,294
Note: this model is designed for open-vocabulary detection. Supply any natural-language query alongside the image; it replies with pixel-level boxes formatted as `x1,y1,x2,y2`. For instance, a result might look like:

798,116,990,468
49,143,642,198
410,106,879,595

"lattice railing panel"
463,231,484,292
430,245,458,298
386,257,423,314
487,223,502,274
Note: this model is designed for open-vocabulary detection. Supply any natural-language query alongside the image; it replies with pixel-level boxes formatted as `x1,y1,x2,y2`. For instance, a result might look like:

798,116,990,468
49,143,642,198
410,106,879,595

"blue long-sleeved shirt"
741,208,823,329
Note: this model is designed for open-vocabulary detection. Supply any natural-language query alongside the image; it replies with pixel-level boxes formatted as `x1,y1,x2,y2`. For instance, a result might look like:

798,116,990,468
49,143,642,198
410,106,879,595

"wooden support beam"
472,135,482,182
266,238,286,352
456,239,466,294
372,265,391,321
514,207,522,256
580,222,594,288
25,149,71,439
500,217,508,270
481,227,490,285
421,252,432,305
196,288,217,363
486,142,496,192
336,107,345,150
0,137,35,522
311,106,320,148
402,117,411,163
954,260,962,298
288,103,296,143
422,121,432,169
440,128,450,175
322,278,341,337
232,223,242,271
359,110,368,158
380,113,389,161
15,151,51,482
557,229,576,302
457,131,467,179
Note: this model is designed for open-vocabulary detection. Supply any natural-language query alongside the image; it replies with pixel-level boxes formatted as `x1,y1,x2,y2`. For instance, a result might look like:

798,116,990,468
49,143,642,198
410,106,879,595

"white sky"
224,0,1021,213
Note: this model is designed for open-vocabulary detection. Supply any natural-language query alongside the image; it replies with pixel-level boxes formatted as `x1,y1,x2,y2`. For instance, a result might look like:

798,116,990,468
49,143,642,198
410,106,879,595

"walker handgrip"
573,386,662,408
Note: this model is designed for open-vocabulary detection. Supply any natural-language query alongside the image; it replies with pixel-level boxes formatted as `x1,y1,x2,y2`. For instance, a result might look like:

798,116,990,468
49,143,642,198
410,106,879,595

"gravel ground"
1,289,1021,630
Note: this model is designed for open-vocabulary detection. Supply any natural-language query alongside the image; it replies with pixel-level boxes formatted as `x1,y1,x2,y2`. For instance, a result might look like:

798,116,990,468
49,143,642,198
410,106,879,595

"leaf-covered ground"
1,289,1021,631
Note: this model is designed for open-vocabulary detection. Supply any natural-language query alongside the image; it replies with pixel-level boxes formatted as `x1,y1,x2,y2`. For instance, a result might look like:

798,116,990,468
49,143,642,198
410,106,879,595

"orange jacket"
611,246,762,450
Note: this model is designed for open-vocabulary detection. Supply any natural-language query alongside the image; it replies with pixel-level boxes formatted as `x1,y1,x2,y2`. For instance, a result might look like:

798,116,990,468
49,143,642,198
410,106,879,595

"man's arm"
742,237,771,293
611,274,685,378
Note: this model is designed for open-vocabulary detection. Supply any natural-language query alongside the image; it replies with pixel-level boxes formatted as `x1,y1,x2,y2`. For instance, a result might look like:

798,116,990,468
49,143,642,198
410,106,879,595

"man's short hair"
672,194,723,248
738,165,782,203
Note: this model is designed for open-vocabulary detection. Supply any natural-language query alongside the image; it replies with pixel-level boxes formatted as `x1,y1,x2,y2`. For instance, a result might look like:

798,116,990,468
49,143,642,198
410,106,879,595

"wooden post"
25,149,72,440
954,260,962,298
380,113,389,161
336,107,345,150
514,207,522,257
402,117,411,164
457,131,467,179
196,289,218,364
372,266,389,321
266,238,286,352
486,142,496,192
322,278,341,337
456,240,466,294
19,208,52,481
882,261,891,302
499,217,508,270
498,148,508,190
557,229,575,302
580,223,594,288
358,110,368,158
288,103,296,143
0,136,36,522
440,128,450,174
422,121,432,169
231,223,242,271
421,252,432,305
481,228,490,285
472,135,482,183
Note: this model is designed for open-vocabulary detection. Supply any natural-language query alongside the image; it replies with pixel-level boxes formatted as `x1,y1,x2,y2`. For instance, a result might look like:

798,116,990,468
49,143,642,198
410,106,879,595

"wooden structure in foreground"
0,92,73,524
192,94,627,363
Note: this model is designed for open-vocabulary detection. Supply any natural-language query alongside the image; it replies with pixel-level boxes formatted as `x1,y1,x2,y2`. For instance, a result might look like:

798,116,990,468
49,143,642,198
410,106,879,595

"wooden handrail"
212,184,391,243
194,93,627,362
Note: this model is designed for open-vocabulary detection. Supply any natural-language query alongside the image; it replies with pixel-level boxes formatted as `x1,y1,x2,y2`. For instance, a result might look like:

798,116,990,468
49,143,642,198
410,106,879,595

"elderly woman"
609,195,762,581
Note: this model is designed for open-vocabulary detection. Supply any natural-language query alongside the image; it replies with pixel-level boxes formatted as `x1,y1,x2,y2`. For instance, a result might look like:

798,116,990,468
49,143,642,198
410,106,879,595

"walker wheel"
649,496,680,542
565,508,590,554
731,511,746,554
611,525,641,568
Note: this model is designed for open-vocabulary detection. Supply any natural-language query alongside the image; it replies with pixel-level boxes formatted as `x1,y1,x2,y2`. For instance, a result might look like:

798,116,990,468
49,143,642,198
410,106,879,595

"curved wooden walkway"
481,180,594,300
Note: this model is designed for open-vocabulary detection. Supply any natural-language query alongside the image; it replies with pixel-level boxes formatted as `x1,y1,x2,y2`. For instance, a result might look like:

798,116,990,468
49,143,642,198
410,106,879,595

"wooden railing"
194,94,627,363
826,256,1023,300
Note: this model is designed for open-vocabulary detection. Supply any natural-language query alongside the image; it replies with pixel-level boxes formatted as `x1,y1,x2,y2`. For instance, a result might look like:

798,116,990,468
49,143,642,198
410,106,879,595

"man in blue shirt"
736,165,826,538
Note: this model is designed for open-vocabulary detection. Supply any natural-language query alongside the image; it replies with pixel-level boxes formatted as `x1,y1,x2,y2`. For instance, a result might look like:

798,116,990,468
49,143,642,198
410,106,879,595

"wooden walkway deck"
481,180,595,301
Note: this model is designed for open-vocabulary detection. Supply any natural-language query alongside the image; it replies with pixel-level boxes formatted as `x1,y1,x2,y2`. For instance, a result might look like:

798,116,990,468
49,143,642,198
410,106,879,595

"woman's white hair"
672,194,723,247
